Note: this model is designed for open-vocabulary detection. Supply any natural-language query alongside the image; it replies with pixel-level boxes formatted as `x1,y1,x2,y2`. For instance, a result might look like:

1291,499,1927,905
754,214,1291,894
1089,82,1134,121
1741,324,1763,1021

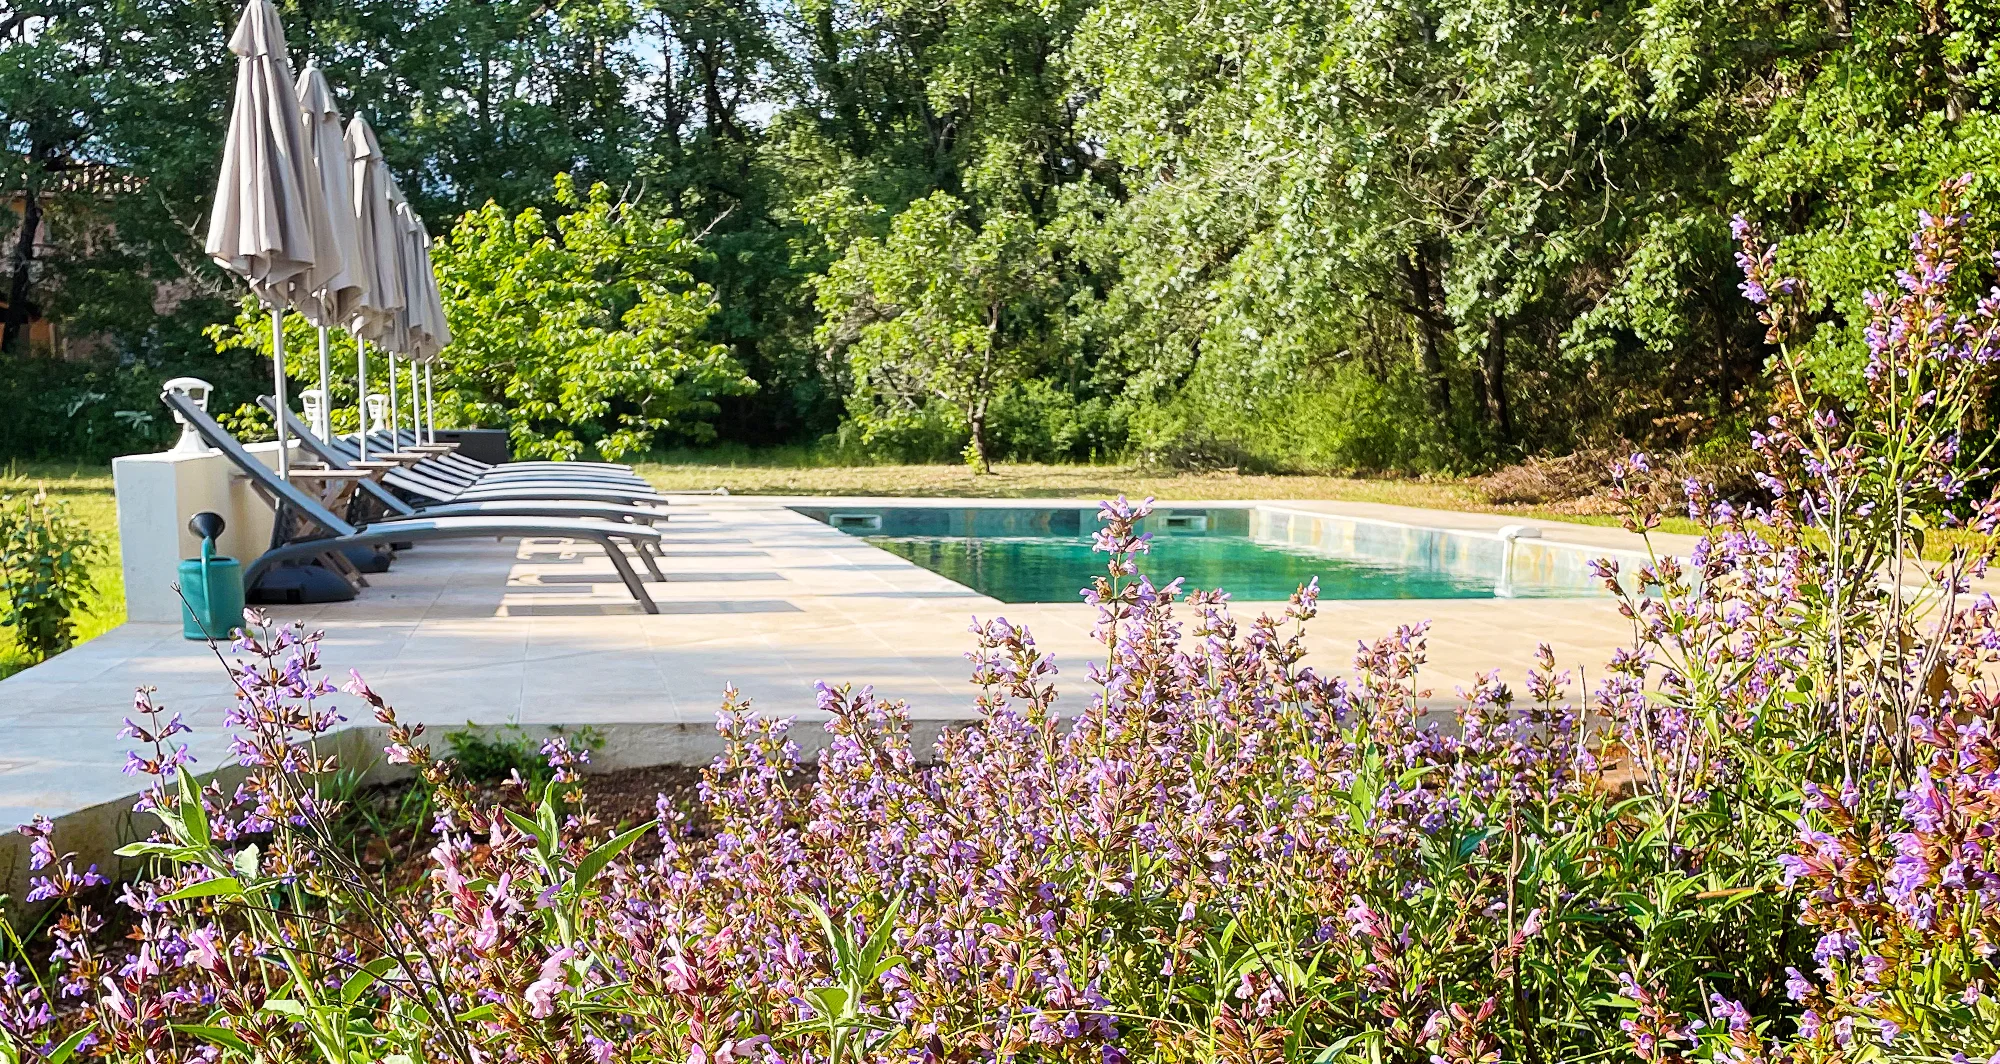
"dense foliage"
425,178,755,459
815,193,1057,471
0,487,96,663
7,0,2000,466
207,177,755,458
5,199,2000,1060
0,351,263,462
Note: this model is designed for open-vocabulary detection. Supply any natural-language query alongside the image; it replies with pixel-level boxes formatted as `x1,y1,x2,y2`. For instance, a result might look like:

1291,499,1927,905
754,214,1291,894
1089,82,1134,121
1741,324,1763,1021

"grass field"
0,461,124,678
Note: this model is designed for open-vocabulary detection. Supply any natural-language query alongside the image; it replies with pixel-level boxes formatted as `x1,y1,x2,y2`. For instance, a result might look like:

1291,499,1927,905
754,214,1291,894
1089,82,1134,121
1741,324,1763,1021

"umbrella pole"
356,338,370,462
315,326,332,441
387,353,400,439
423,364,435,442
271,308,290,479
407,360,419,446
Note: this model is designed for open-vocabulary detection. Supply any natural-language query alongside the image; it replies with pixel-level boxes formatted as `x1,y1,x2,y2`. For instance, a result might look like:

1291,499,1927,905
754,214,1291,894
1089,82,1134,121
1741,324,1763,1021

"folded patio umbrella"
295,64,368,442
344,114,406,459
407,213,449,359
204,0,332,477
380,193,431,441
404,210,450,441
344,115,405,337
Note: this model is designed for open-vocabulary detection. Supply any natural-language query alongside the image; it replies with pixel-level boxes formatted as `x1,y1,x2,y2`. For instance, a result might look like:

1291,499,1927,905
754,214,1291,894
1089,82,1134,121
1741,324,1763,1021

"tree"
1722,0,2000,399
1064,0,1776,461
426,176,755,459
0,0,113,354
25,0,2000,476
815,193,1053,472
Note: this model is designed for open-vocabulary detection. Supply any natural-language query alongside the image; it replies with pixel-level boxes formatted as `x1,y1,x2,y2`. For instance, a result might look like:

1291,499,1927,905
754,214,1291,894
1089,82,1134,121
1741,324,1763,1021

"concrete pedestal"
112,442,293,624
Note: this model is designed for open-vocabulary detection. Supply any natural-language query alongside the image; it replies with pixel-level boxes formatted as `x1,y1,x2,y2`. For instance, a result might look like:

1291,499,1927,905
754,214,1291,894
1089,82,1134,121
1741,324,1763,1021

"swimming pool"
794,505,1618,603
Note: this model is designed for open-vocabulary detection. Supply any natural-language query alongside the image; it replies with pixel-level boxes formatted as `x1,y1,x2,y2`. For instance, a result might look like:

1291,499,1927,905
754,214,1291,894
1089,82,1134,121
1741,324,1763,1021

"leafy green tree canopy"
815,193,1053,472
427,176,754,459
23,0,2000,476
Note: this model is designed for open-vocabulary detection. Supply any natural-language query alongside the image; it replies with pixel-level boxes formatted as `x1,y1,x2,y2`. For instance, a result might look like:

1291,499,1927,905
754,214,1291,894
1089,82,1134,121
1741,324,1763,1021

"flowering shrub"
0,488,98,666
1702,181,2000,1062
6,183,2000,1062
1593,178,2000,1062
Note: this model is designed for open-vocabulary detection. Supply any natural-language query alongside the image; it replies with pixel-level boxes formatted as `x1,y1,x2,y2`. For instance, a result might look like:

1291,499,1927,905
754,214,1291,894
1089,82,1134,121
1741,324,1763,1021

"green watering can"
179,511,245,641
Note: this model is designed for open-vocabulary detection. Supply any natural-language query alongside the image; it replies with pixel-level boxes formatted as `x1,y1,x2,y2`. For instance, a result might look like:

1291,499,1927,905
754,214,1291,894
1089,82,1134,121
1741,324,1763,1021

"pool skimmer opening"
830,513,884,531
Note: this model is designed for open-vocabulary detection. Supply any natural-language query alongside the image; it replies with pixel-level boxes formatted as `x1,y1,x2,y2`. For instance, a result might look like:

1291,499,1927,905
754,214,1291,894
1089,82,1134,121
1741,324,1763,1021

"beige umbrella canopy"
204,0,332,304
406,212,449,361
373,184,418,357
295,64,367,441
381,193,427,437
204,0,333,476
344,115,405,338
343,114,406,458
404,209,450,442
294,65,365,327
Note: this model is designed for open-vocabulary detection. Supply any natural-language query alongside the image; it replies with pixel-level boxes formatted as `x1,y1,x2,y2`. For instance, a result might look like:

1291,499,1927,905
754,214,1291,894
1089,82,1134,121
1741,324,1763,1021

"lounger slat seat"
383,429,632,473
352,434,651,490
322,433,666,507
347,435,656,491
369,431,640,484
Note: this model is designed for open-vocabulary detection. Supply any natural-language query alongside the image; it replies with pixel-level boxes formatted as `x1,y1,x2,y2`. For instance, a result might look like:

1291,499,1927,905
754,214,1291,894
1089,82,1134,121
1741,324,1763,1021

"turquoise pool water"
866,534,1501,602
796,505,1603,603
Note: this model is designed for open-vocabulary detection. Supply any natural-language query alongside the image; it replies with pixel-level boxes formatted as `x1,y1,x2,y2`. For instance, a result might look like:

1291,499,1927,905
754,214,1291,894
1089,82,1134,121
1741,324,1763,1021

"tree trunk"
1404,250,1450,416
3,167,43,355
1360,305,1386,381
966,401,991,474
813,7,871,160
964,311,1000,475
698,43,745,143
1481,317,1510,439
1470,352,1489,425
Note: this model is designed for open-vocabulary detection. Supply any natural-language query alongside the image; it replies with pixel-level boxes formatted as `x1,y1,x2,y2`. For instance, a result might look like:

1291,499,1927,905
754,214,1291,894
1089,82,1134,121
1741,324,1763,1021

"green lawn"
0,461,123,679
632,450,1698,533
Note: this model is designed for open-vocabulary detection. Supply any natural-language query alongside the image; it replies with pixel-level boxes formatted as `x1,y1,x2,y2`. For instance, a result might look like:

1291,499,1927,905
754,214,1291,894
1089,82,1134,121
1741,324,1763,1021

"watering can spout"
188,511,226,544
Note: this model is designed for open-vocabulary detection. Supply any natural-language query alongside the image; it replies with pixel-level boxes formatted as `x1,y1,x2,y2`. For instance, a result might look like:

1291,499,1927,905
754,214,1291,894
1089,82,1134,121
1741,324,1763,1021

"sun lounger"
163,391,665,612
367,430,643,486
260,399,667,528
383,429,634,476
318,433,668,507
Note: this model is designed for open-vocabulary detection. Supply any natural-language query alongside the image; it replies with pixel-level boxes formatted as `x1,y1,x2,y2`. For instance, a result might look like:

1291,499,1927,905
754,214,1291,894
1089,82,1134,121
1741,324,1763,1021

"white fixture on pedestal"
300,388,329,441
162,377,215,454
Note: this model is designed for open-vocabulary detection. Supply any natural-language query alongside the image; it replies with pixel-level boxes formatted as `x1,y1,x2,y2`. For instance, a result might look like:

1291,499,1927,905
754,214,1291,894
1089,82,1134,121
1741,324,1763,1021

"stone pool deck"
0,496,1688,898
